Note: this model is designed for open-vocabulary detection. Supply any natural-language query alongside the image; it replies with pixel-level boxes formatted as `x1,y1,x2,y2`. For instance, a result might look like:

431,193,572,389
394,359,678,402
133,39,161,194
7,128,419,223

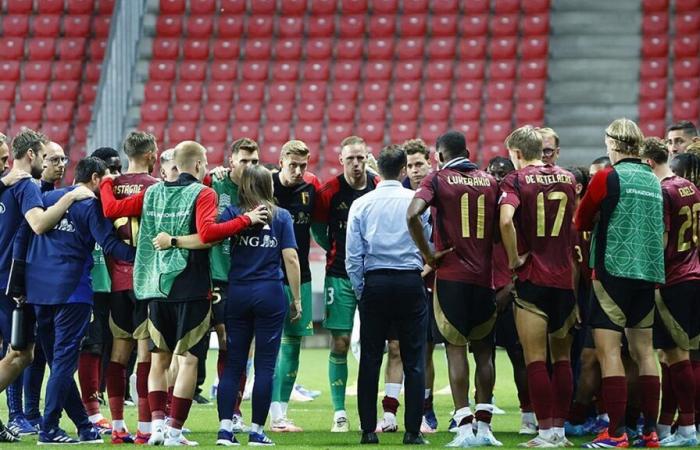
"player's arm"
499,203,528,270
99,178,145,218
574,168,610,231
345,203,365,298
407,197,434,260
194,188,267,243
280,211,301,321
11,220,32,263
152,232,216,250
0,169,31,194
88,202,136,263
311,182,332,250
24,185,95,235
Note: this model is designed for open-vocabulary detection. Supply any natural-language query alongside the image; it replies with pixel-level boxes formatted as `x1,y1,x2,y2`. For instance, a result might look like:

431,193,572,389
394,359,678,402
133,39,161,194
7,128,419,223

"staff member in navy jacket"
14,157,136,444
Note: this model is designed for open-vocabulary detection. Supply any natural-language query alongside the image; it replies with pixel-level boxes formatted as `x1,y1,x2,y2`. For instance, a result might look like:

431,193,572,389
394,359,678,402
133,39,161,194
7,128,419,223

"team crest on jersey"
0,202,5,214
300,192,309,205
54,218,75,233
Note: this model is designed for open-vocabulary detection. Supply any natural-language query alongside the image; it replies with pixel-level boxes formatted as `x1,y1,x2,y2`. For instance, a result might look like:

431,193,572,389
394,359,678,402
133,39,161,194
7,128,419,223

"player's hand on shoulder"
153,232,172,250
244,205,270,225
69,185,97,201
1,168,31,187
210,166,230,181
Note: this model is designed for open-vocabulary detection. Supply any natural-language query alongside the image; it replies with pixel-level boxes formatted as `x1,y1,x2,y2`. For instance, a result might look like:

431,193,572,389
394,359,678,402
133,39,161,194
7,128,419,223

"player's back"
662,175,700,285
502,164,576,289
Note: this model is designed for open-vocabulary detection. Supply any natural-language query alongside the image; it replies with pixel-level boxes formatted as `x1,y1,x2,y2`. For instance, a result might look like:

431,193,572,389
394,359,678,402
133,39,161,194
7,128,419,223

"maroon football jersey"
661,175,700,286
499,164,576,290
108,172,159,292
492,242,511,290
572,227,592,288
415,160,499,287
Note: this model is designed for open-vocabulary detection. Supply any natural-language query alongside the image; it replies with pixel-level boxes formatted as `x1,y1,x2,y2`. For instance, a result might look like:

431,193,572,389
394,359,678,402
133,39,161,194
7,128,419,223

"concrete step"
139,38,153,59
548,58,639,81
550,35,640,59
546,81,639,104
143,14,156,37
559,147,610,167
552,12,641,35
552,125,614,148
553,0,639,12
546,104,639,126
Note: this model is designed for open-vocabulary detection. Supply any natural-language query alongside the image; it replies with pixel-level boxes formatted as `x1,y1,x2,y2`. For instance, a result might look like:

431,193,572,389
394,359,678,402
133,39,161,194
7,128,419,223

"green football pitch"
0,347,595,448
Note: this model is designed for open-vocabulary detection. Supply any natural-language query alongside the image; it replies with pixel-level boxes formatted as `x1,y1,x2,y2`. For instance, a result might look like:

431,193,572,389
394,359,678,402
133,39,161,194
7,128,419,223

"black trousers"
358,269,427,434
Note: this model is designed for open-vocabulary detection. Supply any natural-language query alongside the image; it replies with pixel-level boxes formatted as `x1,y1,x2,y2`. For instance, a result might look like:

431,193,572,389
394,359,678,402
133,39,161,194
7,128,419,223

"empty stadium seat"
271,61,300,81
203,102,231,122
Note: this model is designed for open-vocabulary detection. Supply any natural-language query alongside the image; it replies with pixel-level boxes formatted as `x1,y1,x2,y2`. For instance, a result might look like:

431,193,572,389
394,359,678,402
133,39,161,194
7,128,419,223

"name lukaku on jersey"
234,234,279,248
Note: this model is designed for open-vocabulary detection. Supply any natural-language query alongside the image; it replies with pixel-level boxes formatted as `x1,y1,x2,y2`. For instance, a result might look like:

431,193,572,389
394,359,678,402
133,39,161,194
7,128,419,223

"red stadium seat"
336,39,364,60
202,102,231,122
522,14,549,35
639,120,666,138
234,102,261,122
3,16,29,37
674,0,699,11
98,0,116,14
389,122,418,142
190,0,215,13
307,16,335,37
153,38,180,59
295,122,323,143
676,12,700,33
328,102,355,122
237,82,265,101
88,39,106,60
673,79,700,99
173,103,201,122
175,82,202,102
271,61,300,81
391,101,419,121
359,102,386,122
45,103,74,124
362,81,389,100
167,122,197,142
305,38,332,60
368,15,396,37
424,80,450,100
674,36,700,58
430,14,458,36
454,80,484,100
639,99,666,120
481,143,508,159
364,61,393,80
50,81,79,101
433,0,459,13
210,62,237,81
494,0,520,14
220,0,245,13
489,60,517,79
455,61,485,79
245,39,272,60
41,123,70,144
643,13,669,34
419,122,445,144
326,122,353,144
241,61,269,81
639,79,667,99
212,39,241,59
458,37,487,59
392,81,420,100
232,121,259,140
642,0,668,11
396,38,425,60
156,15,182,38
299,81,328,100
7,0,33,13
268,82,296,102
518,59,547,79
483,121,512,143
80,83,97,102
367,39,394,60
203,143,226,165
490,15,519,36
16,102,44,122
426,60,453,80
186,15,213,38
403,0,428,13
64,15,92,37
68,0,95,14
331,81,359,100
421,100,449,121
207,81,233,102
400,14,427,36
0,62,21,81
522,0,550,13
672,100,700,122
247,16,274,38
59,38,87,60
674,58,700,79
33,15,61,37
356,122,384,142
160,0,185,13
339,15,365,38
266,102,294,122
183,39,209,60
371,0,398,13
516,80,545,100
450,101,480,121
455,121,479,144
428,37,456,59
520,37,549,59
250,0,275,14
297,102,325,121
487,80,515,100
281,0,306,15
20,82,48,101
28,38,55,60
24,62,52,81
53,61,82,81
304,61,330,81
333,60,362,81
489,37,518,59
140,122,166,141
278,17,304,38
145,81,172,102
515,101,544,123
217,15,244,37
0,82,15,101
76,103,93,122
179,61,207,81
0,101,11,122
85,62,102,82
38,0,64,14
141,102,169,122
0,38,24,61
641,58,668,79
460,15,488,37
642,36,668,58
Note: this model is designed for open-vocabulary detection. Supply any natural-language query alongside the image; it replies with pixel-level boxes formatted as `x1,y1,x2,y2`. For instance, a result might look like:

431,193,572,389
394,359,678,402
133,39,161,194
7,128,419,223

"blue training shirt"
0,178,43,290
22,186,135,305
220,206,297,283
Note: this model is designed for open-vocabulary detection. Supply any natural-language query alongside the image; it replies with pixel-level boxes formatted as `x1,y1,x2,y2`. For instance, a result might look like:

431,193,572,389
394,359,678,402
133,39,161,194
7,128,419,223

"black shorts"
514,280,576,339
495,294,520,349
590,272,655,332
81,293,112,351
148,298,211,360
432,279,496,346
211,280,227,327
426,290,444,345
109,290,149,340
653,281,700,351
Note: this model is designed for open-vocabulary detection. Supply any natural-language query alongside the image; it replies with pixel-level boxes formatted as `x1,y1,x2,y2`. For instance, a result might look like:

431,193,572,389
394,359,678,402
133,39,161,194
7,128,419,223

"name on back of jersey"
524,173,573,185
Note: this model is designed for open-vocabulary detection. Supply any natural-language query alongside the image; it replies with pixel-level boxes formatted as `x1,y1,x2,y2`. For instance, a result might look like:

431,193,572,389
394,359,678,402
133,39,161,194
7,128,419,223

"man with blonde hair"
269,140,322,432
537,127,561,166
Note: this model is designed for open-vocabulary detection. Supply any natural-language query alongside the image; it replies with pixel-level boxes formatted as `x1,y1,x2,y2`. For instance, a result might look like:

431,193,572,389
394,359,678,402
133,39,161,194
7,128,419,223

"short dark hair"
566,166,590,197
12,128,48,159
487,156,515,173
75,157,107,183
667,120,698,137
436,130,468,160
123,131,156,157
377,144,407,180
671,153,700,188
90,147,119,163
403,138,430,159
641,137,669,164
231,137,259,154
591,155,611,166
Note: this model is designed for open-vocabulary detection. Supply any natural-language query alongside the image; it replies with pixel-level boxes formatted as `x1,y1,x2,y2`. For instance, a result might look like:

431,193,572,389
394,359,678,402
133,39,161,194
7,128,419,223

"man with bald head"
41,142,67,189
99,141,267,445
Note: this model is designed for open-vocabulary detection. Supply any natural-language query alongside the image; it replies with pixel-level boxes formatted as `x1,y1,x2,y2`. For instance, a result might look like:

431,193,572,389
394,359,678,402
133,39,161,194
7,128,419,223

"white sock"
657,424,671,438
112,419,125,431
424,389,431,399
678,425,695,438
454,406,473,426
270,402,283,422
138,422,151,433
597,413,610,422
89,413,104,423
539,428,553,440
152,419,165,431
220,419,233,432
385,383,402,399
553,427,564,438
281,402,288,416
168,427,181,438
477,421,490,433
251,423,263,434
334,410,347,421
522,412,537,424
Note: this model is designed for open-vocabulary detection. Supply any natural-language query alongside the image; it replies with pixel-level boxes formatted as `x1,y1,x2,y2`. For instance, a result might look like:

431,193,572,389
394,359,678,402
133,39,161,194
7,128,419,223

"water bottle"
11,304,26,350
